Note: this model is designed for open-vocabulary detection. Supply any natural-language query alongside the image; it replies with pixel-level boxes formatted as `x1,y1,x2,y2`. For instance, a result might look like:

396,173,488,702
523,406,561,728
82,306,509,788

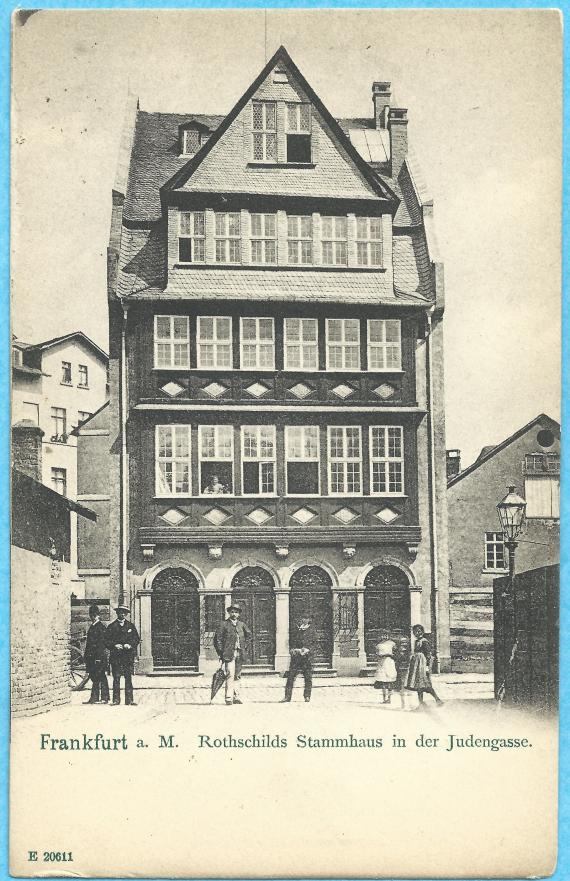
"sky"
11,8,562,467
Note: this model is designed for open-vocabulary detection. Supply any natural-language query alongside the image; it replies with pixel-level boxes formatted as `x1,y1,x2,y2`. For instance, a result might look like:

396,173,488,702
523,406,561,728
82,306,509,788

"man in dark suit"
284,614,316,703
105,604,140,706
214,604,251,705
83,604,109,704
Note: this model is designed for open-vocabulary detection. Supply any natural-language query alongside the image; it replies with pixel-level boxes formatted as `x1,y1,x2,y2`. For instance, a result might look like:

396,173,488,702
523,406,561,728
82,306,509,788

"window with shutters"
524,453,560,518
285,426,320,495
241,426,276,495
240,318,275,370
370,426,404,494
284,318,318,370
250,213,277,264
328,427,362,495
155,425,191,496
252,101,277,162
199,425,234,495
178,211,205,263
287,215,313,265
368,319,402,370
154,316,190,369
286,103,312,163
326,318,360,370
356,217,383,266
197,316,232,369
321,217,347,265
215,212,241,264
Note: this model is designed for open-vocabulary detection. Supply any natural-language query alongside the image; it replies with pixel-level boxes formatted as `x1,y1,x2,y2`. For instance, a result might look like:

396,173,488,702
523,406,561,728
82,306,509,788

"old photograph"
9,8,561,878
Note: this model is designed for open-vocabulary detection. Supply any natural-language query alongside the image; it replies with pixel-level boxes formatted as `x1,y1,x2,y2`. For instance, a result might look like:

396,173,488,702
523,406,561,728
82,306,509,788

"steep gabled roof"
448,414,561,488
26,332,109,363
161,45,399,209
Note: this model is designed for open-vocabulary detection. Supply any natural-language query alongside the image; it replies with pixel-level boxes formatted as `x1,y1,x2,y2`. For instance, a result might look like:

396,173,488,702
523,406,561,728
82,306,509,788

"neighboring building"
447,414,560,673
12,331,109,585
107,46,449,676
11,421,96,716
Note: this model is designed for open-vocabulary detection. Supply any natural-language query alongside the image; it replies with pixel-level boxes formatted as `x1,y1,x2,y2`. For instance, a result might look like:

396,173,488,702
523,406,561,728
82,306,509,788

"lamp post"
496,486,526,703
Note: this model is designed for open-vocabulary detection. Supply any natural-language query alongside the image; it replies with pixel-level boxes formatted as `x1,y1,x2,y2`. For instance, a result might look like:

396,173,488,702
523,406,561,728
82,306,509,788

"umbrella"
211,662,229,701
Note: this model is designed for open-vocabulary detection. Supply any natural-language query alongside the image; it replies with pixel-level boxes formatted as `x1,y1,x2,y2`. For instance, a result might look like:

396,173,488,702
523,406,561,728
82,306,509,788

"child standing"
374,629,398,704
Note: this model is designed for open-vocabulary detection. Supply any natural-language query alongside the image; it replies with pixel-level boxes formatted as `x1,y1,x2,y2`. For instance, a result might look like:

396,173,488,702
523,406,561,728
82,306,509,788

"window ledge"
247,162,316,169
481,568,508,575
60,381,72,387
77,385,89,390
173,262,386,273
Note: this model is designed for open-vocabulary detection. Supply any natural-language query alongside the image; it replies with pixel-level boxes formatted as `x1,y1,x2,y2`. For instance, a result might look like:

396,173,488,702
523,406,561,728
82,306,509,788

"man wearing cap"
83,604,109,705
214,605,251,705
283,614,316,703
105,604,140,705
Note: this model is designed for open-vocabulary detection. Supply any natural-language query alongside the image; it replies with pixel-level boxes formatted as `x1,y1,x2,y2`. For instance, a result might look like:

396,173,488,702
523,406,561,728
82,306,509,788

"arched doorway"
231,567,275,666
151,568,200,668
289,566,334,666
363,565,411,662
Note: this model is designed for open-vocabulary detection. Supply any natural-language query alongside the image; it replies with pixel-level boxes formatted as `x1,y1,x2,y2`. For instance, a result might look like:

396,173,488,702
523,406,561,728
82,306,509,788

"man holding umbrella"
106,603,140,706
214,604,251,705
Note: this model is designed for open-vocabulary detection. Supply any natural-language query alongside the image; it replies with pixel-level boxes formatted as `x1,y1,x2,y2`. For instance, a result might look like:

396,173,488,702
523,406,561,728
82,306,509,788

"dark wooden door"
289,566,334,666
364,566,410,662
232,590,275,665
231,566,276,666
151,569,200,668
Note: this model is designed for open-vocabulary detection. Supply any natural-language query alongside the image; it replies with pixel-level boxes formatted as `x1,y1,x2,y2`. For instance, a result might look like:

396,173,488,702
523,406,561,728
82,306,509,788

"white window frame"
155,425,192,497
284,318,319,371
178,211,206,264
182,128,201,155
287,215,313,265
356,217,383,267
367,319,402,371
285,426,321,496
78,364,89,388
321,216,347,266
484,532,507,572
250,213,277,265
50,407,67,443
327,426,362,496
214,212,241,264
154,316,190,369
240,317,275,370
61,361,72,385
252,100,277,162
369,426,405,495
51,467,67,497
326,318,361,371
285,103,312,163
196,316,232,369
199,425,234,496
241,426,276,496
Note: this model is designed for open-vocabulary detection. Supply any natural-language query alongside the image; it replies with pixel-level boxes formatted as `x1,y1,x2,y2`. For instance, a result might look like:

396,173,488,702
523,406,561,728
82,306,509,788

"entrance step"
241,665,279,676
147,668,202,677
313,665,337,678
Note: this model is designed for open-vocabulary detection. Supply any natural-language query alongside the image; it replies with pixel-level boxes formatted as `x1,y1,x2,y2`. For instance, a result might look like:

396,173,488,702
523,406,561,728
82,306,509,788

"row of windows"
61,361,89,388
178,211,383,267
154,316,402,372
155,424,405,498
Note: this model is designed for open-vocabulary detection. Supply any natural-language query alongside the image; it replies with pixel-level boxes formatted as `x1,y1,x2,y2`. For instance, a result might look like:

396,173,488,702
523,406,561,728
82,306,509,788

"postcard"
9,8,562,878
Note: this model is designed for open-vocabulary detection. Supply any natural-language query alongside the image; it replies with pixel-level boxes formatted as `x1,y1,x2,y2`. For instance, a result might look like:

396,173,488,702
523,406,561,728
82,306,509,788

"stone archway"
363,565,411,662
151,568,200,668
289,565,334,667
231,566,276,666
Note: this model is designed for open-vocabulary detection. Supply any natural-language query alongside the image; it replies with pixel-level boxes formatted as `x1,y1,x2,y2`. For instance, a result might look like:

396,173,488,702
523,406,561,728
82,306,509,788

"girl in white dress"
374,628,398,704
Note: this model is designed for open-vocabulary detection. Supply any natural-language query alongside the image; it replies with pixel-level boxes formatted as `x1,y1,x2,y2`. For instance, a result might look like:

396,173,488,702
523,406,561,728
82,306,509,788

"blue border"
1,3,567,881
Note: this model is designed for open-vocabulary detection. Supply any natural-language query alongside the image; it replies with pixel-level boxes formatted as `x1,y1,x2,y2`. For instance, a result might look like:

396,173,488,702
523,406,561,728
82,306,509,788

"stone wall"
11,545,71,717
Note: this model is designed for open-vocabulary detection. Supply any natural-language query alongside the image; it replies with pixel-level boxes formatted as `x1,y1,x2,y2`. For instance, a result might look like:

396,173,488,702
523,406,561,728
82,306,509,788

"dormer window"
286,103,312,163
252,101,277,162
182,128,201,156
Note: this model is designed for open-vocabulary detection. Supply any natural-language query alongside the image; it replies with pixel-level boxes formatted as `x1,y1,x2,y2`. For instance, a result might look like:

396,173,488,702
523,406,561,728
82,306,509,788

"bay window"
199,425,234,495
242,426,276,495
328,426,362,495
286,426,320,495
326,318,360,370
155,425,191,496
370,426,404,494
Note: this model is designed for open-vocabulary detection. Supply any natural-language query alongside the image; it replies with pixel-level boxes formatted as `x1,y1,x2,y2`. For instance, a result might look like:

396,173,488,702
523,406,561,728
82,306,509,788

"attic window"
286,103,312,163
273,68,289,84
252,101,277,161
182,129,202,155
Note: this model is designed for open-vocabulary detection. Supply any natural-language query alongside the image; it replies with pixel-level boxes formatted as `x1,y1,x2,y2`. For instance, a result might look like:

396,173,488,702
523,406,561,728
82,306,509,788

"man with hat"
283,613,316,703
214,604,251,705
83,604,109,704
105,603,140,705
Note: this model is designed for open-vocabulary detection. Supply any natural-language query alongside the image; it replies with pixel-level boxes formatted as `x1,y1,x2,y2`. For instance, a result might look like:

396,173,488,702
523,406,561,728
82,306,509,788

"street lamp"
496,485,527,588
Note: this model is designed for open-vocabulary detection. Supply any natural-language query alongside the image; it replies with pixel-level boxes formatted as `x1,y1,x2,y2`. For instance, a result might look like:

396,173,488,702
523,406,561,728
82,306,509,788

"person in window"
203,473,228,495
283,614,316,703
405,624,443,709
373,628,398,705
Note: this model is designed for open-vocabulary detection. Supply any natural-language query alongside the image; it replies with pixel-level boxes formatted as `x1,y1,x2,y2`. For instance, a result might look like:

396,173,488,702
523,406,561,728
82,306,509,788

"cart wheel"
69,645,89,690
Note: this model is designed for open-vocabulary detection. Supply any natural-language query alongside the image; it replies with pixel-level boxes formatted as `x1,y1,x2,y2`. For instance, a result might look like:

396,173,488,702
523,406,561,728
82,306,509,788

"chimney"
12,420,44,483
446,449,461,481
372,81,391,130
388,106,408,178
